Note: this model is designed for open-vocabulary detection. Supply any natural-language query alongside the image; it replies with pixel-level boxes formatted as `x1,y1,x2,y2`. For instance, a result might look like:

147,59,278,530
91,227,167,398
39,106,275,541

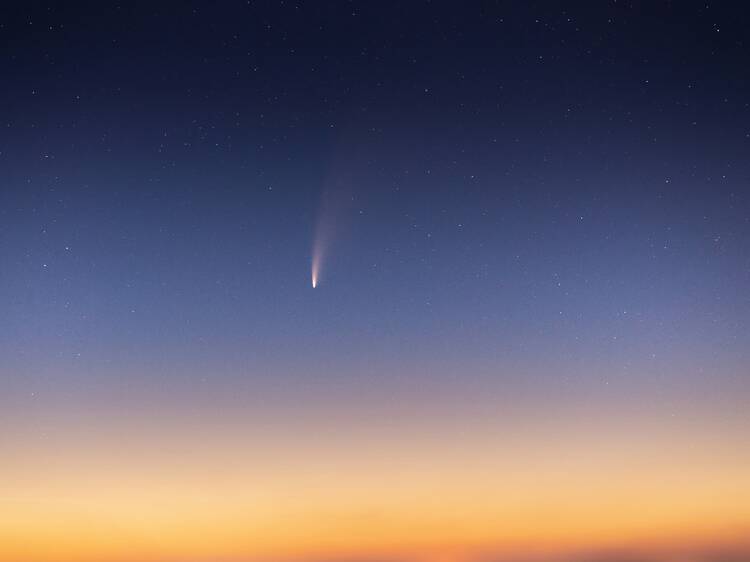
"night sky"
2,3,750,562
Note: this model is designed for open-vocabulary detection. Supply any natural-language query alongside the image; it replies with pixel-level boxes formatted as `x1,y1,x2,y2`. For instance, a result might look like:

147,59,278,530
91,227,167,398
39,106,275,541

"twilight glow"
2,4,750,562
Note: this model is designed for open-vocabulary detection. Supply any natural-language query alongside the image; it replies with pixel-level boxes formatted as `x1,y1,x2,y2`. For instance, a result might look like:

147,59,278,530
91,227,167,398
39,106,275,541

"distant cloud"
176,544,750,562
482,545,750,562
567,552,657,562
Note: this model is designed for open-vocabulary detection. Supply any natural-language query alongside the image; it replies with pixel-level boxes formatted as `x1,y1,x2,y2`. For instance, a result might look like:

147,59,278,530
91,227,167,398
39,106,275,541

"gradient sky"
1,3,750,562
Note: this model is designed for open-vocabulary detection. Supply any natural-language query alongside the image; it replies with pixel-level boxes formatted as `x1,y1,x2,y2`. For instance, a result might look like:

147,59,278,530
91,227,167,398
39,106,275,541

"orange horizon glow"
2,368,750,562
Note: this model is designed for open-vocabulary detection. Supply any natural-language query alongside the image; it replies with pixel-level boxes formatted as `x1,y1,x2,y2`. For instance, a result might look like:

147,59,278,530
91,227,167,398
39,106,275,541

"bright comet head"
311,240,322,289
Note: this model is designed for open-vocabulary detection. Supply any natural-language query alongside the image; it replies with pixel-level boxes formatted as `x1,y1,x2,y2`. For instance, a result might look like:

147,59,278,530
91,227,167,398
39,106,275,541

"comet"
311,135,362,288
311,259,319,288
311,179,344,290
310,212,329,289
311,184,348,289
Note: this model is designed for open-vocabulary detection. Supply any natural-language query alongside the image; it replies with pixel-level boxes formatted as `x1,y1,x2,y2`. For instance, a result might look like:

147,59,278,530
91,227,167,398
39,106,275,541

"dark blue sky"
3,2,748,379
